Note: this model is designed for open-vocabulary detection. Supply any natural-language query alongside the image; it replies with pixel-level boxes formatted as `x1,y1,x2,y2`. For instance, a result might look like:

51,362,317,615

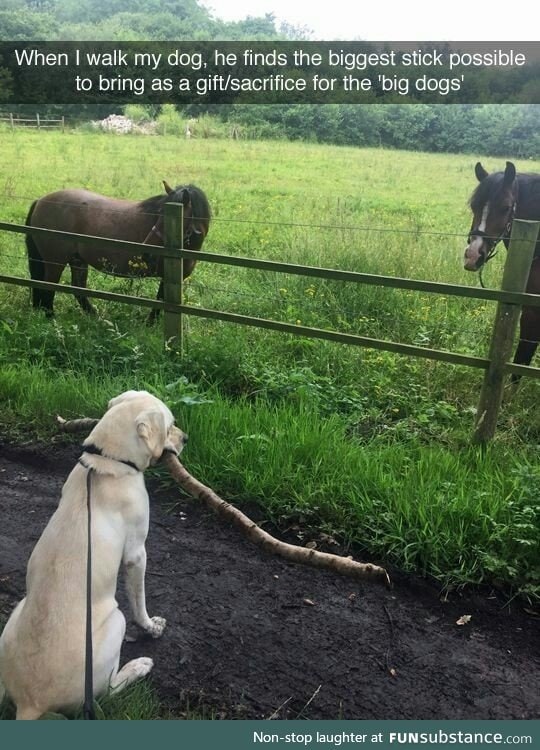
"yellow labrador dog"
0,390,186,719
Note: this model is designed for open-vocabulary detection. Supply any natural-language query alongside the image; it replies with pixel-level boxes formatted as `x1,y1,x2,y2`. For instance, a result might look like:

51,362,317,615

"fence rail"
0,113,65,131
2,220,540,309
0,208,539,442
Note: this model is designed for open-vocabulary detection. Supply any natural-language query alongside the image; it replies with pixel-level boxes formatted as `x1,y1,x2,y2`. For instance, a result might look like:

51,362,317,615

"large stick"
162,452,390,585
56,415,99,433
57,415,390,586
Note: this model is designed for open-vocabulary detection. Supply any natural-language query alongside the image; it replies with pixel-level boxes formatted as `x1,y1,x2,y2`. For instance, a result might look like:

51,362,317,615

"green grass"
0,681,164,720
0,128,539,609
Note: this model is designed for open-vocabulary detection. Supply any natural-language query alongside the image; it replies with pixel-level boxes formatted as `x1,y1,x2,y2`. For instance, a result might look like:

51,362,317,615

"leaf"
456,614,472,626
236,433,271,443
177,395,213,406
165,376,189,390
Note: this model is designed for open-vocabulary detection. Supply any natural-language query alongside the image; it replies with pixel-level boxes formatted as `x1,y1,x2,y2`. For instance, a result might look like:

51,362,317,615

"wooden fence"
0,203,539,443
0,113,65,132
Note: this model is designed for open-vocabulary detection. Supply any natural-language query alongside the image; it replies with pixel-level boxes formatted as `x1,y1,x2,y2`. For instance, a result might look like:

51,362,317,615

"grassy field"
0,128,539,611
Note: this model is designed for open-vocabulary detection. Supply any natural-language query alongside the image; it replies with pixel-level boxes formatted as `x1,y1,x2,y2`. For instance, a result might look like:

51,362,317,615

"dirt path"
0,440,538,720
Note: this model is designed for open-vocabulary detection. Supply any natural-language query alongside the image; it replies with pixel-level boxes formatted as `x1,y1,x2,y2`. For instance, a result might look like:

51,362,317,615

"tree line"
218,103,540,158
0,0,302,41
0,0,538,159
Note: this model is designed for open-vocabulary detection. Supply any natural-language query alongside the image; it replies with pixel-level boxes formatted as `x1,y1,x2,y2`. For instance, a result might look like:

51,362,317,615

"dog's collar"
81,443,141,472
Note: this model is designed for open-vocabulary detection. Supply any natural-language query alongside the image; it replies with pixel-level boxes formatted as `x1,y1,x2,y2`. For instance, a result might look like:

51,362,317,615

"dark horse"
26,181,211,318
464,161,540,369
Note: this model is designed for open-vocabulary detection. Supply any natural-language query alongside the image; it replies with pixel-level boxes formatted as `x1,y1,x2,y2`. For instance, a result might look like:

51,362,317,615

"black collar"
81,443,141,472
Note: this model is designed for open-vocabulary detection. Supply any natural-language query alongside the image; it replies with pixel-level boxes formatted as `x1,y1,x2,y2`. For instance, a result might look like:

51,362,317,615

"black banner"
0,41,539,104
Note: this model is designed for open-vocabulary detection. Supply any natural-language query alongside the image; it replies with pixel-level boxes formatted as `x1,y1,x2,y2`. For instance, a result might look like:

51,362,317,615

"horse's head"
163,181,211,251
464,161,517,272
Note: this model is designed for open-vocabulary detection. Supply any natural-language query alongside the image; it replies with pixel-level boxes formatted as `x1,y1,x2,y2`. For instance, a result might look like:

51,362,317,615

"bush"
123,104,153,124
155,104,186,136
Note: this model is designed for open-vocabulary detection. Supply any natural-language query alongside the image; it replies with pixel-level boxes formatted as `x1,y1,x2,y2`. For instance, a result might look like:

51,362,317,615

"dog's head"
84,390,186,471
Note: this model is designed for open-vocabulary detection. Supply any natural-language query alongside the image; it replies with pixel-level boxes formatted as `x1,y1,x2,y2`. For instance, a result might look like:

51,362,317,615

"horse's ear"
181,189,191,207
163,180,173,195
475,162,488,182
503,161,516,186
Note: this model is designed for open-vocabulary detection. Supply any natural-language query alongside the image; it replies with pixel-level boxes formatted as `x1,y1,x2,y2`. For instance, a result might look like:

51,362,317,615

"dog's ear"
136,409,177,460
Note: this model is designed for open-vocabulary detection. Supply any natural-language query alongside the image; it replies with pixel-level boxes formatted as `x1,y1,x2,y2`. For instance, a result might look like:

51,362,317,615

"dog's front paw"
146,616,166,638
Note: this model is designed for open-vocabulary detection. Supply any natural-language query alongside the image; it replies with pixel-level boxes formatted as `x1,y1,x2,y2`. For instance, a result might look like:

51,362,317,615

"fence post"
61,115,65,133
163,201,184,352
473,218,540,444
9,113,14,131
36,113,40,130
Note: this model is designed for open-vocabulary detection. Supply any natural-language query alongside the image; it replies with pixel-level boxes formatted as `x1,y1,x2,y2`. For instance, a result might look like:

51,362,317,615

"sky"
205,0,536,41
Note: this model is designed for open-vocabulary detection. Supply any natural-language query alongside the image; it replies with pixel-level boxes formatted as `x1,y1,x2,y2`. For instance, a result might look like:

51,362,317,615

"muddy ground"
0,438,538,720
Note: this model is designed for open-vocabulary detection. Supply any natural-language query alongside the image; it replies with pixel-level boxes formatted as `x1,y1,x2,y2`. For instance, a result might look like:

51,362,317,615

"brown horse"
26,182,211,318
464,161,540,370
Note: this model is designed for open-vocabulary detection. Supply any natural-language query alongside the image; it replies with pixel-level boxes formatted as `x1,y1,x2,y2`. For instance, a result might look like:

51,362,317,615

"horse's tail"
25,201,45,308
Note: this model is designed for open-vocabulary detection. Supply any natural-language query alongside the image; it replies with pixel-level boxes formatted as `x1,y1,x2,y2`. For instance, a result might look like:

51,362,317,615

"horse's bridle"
143,189,205,249
468,200,516,265
468,190,517,288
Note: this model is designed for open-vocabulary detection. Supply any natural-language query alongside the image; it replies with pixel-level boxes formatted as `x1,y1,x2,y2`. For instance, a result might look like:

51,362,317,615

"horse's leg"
147,260,192,325
511,258,540,383
511,306,540,383
69,257,96,315
146,280,163,325
37,261,66,317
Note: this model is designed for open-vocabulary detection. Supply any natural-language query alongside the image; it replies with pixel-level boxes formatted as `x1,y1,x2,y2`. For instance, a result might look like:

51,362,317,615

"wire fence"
0,188,477,239
1,218,539,310
0,208,539,441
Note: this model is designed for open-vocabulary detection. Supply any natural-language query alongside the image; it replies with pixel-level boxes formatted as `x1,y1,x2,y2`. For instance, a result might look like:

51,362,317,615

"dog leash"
83,465,96,720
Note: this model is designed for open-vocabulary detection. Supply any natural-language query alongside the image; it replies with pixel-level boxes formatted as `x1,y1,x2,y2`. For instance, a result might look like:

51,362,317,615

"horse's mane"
469,172,505,211
138,193,166,216
184,184,212,228
470,170,540,212
138,185,211,228
518,172,540,209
